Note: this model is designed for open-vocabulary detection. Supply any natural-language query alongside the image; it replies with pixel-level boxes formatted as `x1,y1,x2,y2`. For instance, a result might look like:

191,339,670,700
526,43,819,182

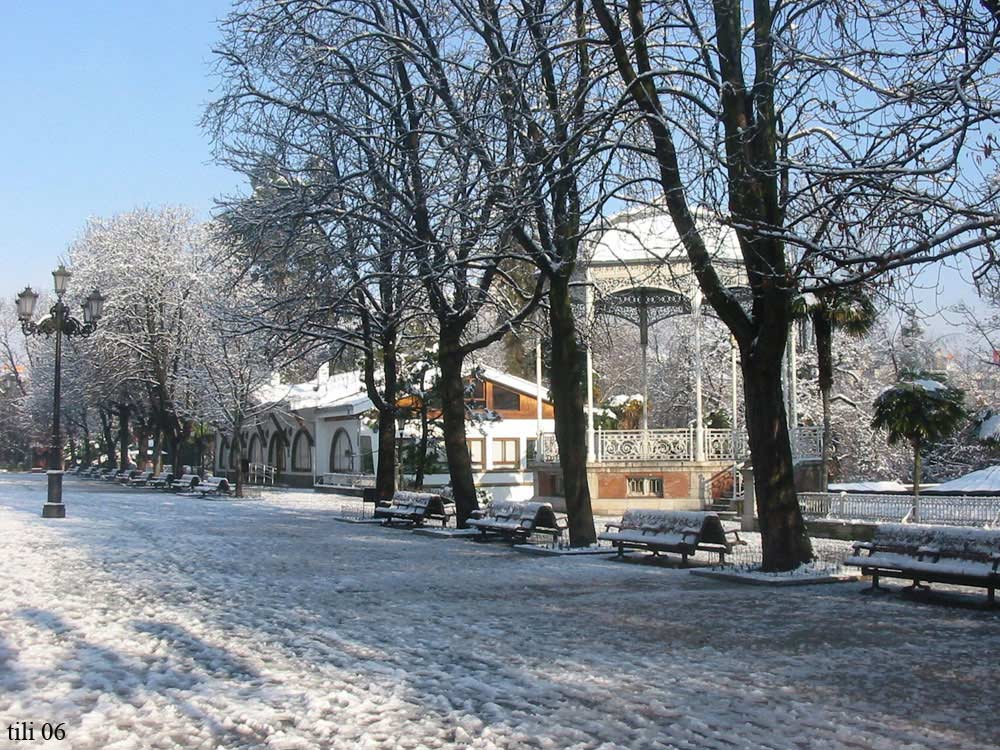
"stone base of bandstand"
532,459,737,516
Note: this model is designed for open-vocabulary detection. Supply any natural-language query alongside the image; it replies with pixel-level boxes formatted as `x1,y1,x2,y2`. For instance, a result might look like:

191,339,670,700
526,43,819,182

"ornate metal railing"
791,426,823,461
799,492,1000,527
598,429,696,462
539,432,561,463
533,426,819,465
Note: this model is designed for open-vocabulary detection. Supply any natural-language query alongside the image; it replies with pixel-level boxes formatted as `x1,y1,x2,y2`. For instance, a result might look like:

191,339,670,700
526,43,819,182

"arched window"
218,438,229,472
291,430,313,471
247,434,264,465
330,428,354,472
268,431,287,472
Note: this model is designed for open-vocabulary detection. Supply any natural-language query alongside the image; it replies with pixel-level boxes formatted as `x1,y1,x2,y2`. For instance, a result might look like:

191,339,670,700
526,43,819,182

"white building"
213,364,555,503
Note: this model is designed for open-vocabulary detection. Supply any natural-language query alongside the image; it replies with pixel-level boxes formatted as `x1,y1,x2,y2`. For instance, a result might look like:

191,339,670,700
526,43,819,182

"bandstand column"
731,335,739,499
639,294,649,432
535,336,543,440
693,291,705,462
585,271,596,462
788,321,799,430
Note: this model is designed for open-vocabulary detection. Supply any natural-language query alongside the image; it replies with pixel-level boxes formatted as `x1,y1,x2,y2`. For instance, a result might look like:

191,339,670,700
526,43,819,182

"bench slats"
845,523,1000,602
597,509,743,564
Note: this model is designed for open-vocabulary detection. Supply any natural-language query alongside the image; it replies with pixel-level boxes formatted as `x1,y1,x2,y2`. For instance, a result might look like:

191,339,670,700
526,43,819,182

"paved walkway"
0,474,997,749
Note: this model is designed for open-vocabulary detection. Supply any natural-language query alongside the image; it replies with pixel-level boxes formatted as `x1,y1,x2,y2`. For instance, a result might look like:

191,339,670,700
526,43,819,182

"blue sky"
0,1,240,302
0,1,984,349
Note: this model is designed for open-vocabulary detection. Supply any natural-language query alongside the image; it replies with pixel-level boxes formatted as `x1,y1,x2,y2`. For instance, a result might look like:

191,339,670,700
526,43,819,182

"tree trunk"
82,424,92,464
414,404,429,490
375,411,397,502
742,343,814,571
118,404,130,470
438,326,478,526
136,426,149,469
548,275,597,546
812,311,833,490
912,438,922,523
99,409,116,468
232,430,244,498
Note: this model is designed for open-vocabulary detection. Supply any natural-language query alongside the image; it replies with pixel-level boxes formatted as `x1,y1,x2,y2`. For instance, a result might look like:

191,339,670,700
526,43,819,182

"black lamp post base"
45,470,65,518
42,503,66,519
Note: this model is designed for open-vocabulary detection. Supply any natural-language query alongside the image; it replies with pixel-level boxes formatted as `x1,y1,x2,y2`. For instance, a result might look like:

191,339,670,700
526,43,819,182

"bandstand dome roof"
587,202,743,266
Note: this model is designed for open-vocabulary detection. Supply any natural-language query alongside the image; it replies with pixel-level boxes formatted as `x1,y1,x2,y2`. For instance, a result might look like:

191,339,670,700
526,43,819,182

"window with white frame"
627,476,664,497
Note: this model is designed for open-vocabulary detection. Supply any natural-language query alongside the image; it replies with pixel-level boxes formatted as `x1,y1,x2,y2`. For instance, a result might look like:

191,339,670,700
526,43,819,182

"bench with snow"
467,501,566,544
114,469,138,485
598,510,744,565
126,470,154,487
170,474,201,492
844,524,1000,604
148,470,174,489
196,476,231,497
374,492,454,527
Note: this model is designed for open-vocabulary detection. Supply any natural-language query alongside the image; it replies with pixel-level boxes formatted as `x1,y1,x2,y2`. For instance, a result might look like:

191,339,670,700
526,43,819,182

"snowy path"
1,474,997,750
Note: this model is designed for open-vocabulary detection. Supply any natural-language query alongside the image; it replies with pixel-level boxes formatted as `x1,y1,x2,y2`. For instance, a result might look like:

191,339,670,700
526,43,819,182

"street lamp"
16,265,105,518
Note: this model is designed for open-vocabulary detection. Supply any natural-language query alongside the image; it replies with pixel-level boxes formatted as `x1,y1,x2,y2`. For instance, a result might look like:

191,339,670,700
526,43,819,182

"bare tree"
207,1,545,524
589,0,1000,568
69,208,213,471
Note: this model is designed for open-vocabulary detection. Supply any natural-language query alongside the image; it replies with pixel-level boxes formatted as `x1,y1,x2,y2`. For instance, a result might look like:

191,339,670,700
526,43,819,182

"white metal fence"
247,463,276,486
317,472,376,489
799,492,1000,527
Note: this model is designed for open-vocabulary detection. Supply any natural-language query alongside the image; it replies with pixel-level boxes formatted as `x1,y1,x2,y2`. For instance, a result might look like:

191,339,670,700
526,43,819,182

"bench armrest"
852,541,874,554
603,522,622,532
724,529,744,544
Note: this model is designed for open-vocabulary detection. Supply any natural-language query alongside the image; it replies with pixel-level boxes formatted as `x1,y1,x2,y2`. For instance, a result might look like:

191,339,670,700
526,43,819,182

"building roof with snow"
257,363,551,418
586,203,743,267
924,465,1000,495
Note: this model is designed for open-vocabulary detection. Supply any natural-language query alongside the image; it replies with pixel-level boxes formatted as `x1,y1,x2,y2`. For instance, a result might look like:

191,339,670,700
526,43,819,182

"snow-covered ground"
1,474,997,750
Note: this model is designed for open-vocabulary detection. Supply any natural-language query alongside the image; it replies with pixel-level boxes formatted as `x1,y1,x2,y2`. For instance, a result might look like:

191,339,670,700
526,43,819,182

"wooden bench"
598,510,744,564
374,491,454,527
148,471,174,489
467,501,566,544
844,523,1000,604
127,470,154,487
170,474,201,492
197,476,231,497
116,469,140,485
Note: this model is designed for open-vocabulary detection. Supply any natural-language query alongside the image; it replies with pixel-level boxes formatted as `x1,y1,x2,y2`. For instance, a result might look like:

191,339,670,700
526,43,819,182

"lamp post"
16,265,105,518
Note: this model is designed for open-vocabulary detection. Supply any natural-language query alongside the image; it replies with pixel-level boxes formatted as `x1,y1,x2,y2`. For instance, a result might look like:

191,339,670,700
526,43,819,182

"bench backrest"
389,491,450,516
619,509,717,538
873,523,1000,560
176,474,199,484
487,501,555,527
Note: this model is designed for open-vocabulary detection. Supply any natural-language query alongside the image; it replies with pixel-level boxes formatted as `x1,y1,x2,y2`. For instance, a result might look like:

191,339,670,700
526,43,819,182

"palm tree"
871,375,965,521
794,288,878,489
